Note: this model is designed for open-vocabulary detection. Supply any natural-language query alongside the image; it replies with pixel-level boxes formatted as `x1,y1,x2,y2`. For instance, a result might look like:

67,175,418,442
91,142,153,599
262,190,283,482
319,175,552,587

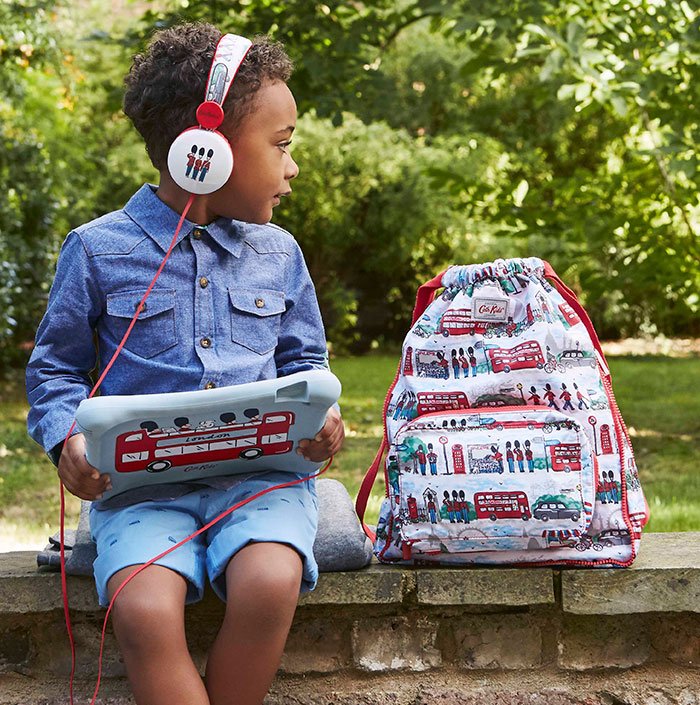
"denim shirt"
26,184,329,469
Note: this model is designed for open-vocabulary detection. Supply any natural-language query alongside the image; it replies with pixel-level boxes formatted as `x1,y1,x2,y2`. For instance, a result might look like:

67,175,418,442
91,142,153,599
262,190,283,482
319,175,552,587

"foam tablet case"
75,370,341,500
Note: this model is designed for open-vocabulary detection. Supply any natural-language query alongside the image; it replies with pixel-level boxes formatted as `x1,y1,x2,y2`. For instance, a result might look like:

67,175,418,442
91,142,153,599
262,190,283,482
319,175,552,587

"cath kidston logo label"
471,295,509,321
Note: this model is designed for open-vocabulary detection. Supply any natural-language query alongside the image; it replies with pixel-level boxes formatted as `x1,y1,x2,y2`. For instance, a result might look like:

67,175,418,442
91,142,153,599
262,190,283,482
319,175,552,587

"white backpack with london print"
356,258,649,567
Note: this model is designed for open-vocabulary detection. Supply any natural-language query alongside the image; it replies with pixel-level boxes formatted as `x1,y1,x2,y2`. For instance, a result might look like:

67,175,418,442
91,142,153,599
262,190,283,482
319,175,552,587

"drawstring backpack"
356,258,649,567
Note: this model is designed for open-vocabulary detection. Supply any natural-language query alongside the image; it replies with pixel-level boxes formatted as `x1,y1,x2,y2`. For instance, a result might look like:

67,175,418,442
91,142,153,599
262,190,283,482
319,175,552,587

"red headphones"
166,34,252,195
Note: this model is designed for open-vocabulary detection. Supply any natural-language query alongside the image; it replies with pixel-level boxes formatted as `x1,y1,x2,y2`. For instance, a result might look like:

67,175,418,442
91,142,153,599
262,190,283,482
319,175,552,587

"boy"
25,23,344,705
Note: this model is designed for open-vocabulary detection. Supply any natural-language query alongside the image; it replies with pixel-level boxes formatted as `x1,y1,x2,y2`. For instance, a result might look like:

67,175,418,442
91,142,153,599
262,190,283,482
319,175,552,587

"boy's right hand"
58,433,112,501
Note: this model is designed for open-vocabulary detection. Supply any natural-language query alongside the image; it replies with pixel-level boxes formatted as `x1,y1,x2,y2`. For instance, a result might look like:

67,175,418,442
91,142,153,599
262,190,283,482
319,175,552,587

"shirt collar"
123,184,246,258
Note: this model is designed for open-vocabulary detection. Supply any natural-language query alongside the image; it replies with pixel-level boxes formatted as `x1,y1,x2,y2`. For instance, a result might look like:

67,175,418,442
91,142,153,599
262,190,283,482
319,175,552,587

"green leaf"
575,82,591,101
512,179,529,207
557,83,577,100
610,94,628,117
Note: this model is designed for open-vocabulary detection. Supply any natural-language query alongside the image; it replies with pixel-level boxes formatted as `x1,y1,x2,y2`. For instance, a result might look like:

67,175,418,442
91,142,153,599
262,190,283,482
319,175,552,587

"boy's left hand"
297,407,344,462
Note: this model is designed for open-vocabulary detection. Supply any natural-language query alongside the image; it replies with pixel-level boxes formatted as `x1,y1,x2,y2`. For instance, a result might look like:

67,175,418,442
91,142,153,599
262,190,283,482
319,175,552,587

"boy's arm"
275,239,344,461
274,240,329,377
26,231,101,460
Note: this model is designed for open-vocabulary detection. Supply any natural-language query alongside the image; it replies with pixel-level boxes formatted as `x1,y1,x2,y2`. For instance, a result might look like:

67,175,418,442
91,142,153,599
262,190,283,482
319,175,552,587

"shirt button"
200,337,212,349
135,302,147,312
199,276,209,289
193,228,204,239
204,381,216,389
255,298,265,308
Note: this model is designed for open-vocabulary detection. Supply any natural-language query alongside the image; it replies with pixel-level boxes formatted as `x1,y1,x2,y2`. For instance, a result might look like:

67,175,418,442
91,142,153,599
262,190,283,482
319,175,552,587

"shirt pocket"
228,287,285,355
105,289,177,359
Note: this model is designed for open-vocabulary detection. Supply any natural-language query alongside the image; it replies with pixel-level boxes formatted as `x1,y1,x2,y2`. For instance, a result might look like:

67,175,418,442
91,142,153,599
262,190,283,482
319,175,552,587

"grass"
1,351,698,549
606,356,700,533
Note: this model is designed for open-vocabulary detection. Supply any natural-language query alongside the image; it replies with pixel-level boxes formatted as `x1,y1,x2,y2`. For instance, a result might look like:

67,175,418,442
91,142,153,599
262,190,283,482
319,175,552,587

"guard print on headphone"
167,34,252,195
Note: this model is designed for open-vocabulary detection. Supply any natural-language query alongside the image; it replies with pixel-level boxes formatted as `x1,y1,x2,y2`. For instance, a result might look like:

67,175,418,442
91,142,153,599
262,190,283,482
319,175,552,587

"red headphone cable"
59,193,195,705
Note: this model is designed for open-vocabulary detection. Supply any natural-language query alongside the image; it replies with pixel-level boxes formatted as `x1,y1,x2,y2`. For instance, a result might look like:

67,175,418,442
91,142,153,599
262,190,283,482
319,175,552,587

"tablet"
75,369,341,500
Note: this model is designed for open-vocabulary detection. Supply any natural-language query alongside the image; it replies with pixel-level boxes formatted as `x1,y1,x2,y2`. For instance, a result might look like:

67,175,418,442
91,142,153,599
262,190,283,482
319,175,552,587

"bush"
0,122,58,370
275,112,512,351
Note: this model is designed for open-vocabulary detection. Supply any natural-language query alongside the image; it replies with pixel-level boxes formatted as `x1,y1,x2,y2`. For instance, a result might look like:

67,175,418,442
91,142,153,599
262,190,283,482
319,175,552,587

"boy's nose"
286,155,299,180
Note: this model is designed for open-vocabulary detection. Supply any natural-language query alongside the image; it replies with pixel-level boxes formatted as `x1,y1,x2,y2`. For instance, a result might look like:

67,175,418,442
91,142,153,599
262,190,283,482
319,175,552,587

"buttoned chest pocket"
105,289,177,359
228,287,285,355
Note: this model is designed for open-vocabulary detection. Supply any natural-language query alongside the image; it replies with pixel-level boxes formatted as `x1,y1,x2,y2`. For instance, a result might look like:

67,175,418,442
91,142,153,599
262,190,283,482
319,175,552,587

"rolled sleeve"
26,232,101,453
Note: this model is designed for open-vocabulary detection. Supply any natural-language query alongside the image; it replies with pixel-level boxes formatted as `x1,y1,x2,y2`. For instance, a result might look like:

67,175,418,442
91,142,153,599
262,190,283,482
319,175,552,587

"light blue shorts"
89,472,318,607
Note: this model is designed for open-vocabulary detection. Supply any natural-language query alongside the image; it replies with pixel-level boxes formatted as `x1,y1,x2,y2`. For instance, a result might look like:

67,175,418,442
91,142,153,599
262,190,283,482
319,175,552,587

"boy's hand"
297,407,344,462
58,433,112,501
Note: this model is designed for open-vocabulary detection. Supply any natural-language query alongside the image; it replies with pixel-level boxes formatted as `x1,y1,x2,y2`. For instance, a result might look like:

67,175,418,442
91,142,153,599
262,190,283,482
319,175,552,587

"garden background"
1,0,698,549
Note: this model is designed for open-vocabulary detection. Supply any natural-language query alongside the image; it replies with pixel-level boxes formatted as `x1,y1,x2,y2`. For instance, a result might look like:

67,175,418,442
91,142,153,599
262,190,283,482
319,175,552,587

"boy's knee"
110,568,187,651
226,543,302,613
113,591,185,651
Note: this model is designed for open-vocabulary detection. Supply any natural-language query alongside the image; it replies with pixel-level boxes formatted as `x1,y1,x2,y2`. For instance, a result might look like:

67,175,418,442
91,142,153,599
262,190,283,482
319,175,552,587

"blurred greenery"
1,352,697,548
0,0,698,368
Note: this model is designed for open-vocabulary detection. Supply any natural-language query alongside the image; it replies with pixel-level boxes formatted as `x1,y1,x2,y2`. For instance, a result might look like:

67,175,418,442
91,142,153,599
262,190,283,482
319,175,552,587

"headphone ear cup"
167,127,233,195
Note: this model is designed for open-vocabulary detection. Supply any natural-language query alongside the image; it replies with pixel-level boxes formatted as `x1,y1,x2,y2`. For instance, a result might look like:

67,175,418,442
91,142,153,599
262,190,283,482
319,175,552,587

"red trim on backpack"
355,440,386,542
355,269,448,541
544,260,649,535
412,271,448,325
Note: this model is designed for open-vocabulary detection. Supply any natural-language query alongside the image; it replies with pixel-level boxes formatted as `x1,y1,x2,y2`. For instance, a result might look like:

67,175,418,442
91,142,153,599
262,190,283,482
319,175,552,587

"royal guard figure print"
506,440,515,473
427,443,439,475
185,144,198,177
525,439,534,472
198,148,214,182
528,385,542,405
491,444,504,473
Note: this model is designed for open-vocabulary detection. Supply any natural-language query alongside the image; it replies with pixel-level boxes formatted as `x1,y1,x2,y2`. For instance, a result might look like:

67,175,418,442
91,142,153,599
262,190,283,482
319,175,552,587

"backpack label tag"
472,290,509,321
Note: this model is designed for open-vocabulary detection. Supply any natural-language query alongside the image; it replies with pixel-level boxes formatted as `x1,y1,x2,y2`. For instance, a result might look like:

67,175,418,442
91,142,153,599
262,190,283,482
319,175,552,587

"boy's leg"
108,564,210,705
205,542,302,705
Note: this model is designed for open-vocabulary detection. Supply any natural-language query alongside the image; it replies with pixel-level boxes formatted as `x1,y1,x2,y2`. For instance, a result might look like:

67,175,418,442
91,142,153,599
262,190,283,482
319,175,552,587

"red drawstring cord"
60,194,195,704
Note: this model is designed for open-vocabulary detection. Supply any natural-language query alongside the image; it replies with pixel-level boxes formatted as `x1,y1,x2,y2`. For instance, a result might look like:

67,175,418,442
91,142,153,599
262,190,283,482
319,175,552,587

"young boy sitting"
25,22,344,705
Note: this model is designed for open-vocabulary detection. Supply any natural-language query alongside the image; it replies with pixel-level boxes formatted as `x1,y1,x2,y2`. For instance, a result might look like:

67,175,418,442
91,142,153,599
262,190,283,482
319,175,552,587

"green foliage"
0,1,63,370
0,1,62,102
274,112,507,350
0,0,698,372
0,124,57,366
411,0,700,336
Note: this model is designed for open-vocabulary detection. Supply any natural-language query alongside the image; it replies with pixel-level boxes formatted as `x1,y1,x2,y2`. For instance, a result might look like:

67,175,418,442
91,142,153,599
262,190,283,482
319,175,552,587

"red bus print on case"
486,341,544,373
115,412,294,473
474,491,531,521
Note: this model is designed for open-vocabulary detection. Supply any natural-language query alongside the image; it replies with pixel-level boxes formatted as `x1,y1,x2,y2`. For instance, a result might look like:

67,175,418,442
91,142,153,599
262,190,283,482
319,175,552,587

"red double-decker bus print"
416,391,470,415
487,341,544,373
547,442,582,472
558,302,581,327
438,309,488,336
473,491,531,521
115,412,295,473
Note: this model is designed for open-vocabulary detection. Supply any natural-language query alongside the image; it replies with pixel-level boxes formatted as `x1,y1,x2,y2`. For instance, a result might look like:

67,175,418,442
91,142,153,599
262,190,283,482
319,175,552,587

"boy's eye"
277,141,292,153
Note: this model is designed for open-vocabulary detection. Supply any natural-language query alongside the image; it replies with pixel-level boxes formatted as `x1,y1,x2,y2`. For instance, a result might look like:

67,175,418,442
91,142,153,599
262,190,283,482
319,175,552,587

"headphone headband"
197,34,253,130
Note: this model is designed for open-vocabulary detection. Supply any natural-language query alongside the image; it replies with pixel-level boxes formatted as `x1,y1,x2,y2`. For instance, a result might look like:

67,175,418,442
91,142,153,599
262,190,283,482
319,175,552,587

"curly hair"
123,23,293,170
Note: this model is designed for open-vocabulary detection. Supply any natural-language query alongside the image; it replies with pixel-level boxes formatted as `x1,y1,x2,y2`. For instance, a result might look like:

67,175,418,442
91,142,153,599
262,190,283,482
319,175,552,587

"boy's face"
207,79,299,225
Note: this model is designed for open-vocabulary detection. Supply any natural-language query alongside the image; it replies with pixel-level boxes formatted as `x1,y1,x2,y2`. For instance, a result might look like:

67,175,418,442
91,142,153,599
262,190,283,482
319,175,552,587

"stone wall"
1,532,699,705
